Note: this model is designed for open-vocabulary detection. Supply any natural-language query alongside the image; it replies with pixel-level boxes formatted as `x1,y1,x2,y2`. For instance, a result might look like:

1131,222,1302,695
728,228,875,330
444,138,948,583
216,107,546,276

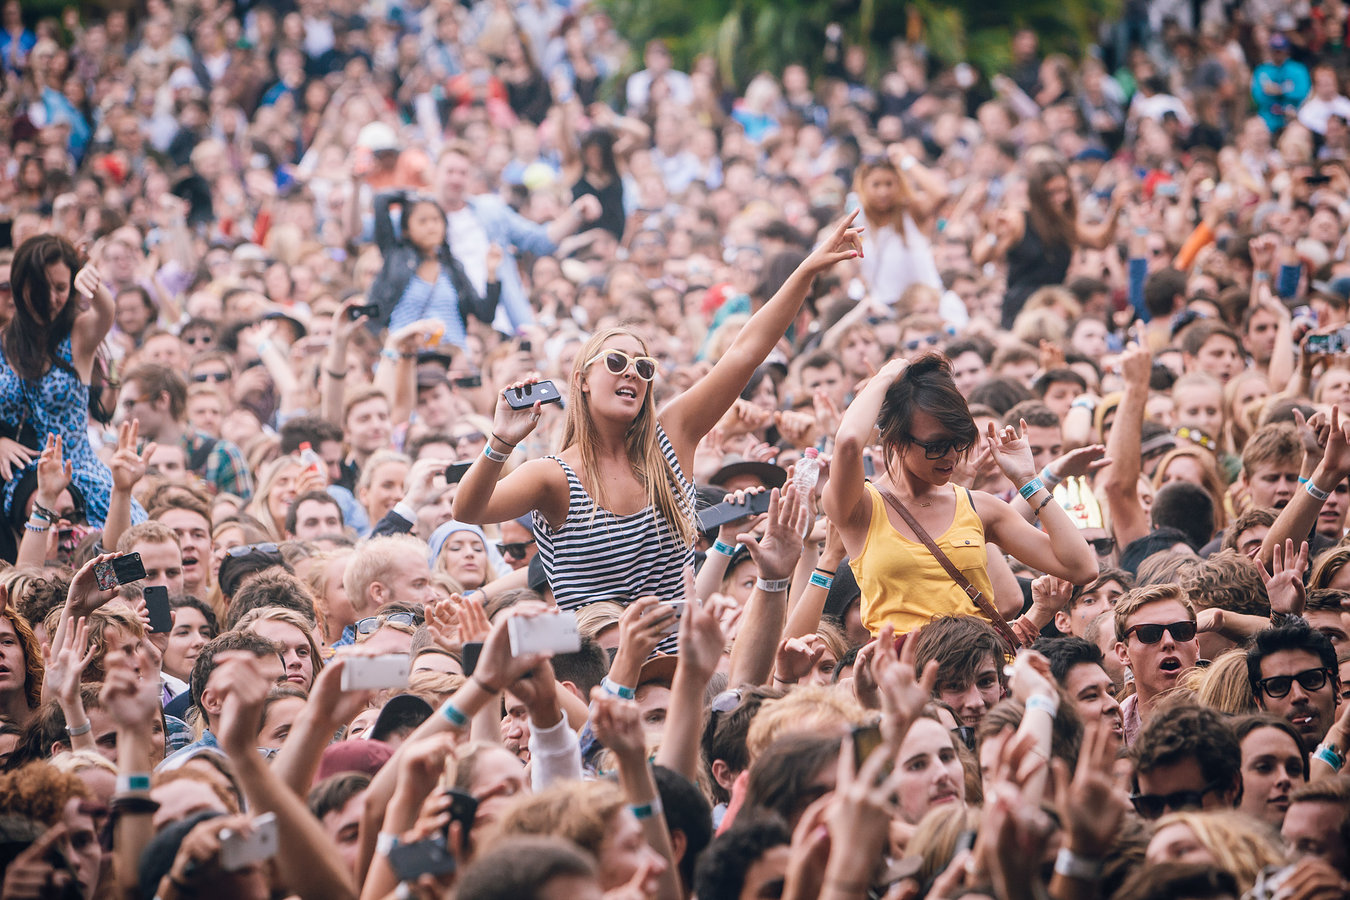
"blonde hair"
1181,649,1256,715
47,749,117,777
246,455,305,539
1149,810,1284,893
563,327,695,546
486,780,626,859
1154,445,1231,532
234,606,326,679
853,157,920,238
745,685,868,762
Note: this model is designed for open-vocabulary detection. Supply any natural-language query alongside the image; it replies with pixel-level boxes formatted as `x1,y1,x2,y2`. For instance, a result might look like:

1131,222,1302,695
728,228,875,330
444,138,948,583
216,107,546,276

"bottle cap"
803,447,819,458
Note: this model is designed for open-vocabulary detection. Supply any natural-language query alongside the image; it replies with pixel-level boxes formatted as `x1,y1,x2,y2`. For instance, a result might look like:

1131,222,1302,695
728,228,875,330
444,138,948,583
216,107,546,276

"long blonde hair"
853,158,918,241
561,328,695,546
1149,810,1284,893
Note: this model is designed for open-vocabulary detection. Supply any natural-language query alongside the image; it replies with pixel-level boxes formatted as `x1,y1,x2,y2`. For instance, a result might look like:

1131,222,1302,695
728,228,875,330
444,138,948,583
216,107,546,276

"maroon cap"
315,738,395,783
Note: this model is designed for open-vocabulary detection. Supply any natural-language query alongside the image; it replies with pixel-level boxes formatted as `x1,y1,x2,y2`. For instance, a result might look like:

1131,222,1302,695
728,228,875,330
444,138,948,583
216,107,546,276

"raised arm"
656,595,727,781
727,486,808,687
70,261,115,379
661,213,864,466
822,358,907,546
1099,345,1152,548
320,299,367,426
1260,407,1350,566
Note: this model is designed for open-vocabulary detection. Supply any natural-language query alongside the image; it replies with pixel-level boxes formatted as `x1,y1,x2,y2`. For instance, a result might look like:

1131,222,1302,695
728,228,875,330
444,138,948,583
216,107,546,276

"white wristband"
755,576,791,592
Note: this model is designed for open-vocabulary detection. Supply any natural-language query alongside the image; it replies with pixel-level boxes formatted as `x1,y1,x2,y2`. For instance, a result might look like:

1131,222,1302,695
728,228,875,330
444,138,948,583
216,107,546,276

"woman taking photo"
367,191,499,343
974,158,1122,329
0,234,136,530
454,215,864,609
823,354,1096,637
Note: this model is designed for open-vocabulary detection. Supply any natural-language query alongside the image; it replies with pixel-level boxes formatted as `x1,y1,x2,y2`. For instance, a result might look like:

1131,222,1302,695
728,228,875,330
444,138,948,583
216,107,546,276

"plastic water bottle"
297,442,324,478
794,448,821,494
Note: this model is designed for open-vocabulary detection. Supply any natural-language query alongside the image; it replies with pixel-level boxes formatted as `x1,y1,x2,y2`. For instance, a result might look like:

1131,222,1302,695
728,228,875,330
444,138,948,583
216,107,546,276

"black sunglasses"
1089,537,1116,555
355,612,418,635
1130,781,1225,820
453,431,486,445
226,542,280,558
1257,667,1333,699
0,281,10,293
192,372,230,383
906,433,974,460
902,334,942,352
1124,621,1197,644
496,539,535,558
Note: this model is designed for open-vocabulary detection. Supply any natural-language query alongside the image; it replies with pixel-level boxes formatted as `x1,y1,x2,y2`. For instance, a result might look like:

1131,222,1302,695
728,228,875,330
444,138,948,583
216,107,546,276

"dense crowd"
5,0,1350,899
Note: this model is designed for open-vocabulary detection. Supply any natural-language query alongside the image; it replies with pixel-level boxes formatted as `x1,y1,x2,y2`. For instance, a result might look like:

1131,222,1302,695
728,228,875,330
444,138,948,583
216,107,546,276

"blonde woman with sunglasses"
454,215,864,613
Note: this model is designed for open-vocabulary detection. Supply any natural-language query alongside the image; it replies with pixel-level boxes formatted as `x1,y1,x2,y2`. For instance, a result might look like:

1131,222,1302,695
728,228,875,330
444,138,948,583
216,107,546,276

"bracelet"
472,674,503,694
489,433,517,449
1032,493,1055,518
32,503,59,523
601,677,636,700
66,720,92,737
809,572,834,590
629,796,663,820
1255,271,1271,281
1132,226,1149,237
440,702,469,728
1017,477,1046,501
1026,693,1060,719
376,831,400,857
111,795,159,814
1039,465,1062,489
1306,480,1331,501
1315,743,1345,772
325,369,347,379
116,772,151,793
380,348,400,361
483,444,510,463
711,540,738,557
23,521,49,533
256,339,273,354
755,576,791,592
1054,847,1103,881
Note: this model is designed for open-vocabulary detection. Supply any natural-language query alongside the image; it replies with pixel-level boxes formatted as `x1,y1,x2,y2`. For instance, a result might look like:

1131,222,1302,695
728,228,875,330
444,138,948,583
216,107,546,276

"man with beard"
1249,623,1341,756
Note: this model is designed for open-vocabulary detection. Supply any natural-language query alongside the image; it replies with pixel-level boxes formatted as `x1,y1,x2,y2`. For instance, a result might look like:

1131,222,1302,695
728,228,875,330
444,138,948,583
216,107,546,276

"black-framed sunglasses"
452,431,486,446
905,433,974,460
1257,667,1333,699
1130,781,1225,820
1124,621,1197,644
496,539,535,558
355,612,418,635
226,542,280,558
1088,536,1116,556
192,372,229,383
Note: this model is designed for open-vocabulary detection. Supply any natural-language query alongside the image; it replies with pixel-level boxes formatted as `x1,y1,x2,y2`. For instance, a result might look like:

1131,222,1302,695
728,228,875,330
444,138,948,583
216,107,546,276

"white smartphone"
508,611,581,657
219,812,278,872
340,655,411,691
657,600,686,636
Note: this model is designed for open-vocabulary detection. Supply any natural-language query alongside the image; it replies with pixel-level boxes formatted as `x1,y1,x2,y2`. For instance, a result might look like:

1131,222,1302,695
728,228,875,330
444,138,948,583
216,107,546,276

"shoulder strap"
877,487,1020,650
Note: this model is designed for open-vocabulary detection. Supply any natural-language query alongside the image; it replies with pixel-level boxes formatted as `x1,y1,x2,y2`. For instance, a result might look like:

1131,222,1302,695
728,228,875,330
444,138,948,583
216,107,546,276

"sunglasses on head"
905,432,974,460
192,372,229,383
226,542,280,558
1257,666,1333,699
496,539,535,558
710,688,746,715
587,349,657,382
355,612,418,635
1124,620,1196,644
1129,781,1225,820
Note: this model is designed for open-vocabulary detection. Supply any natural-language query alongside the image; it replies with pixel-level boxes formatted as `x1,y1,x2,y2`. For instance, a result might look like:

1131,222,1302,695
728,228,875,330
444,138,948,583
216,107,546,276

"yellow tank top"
850,482,996,636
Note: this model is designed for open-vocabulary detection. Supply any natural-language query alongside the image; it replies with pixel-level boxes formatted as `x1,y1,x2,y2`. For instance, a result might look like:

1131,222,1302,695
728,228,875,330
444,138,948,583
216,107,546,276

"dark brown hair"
1027,160,1077,250
6,234,82,381
878,352,978,471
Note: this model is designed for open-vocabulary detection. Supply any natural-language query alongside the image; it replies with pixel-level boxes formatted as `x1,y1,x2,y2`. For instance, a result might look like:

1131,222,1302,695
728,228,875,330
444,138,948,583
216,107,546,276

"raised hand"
1051,717,1129,859
1119,344,1152,388
66,552,124,618
1318,407,1350,481
609,597,673,687
0,437,35,482
424,596,460,651
100,648,162,729
491,373,545,448
985,419,1037,487
803,209,864,274
1259,538,1310,618
590,691,648,764
1,824,75,899
449,592,491,644
208,651,274,759
109,419,155,494
32,433,73,510
736,486,808,582
774,635,825,685
1047,445,1110,480
43,615,94,708
869,623,939,748
675,594,729,687
72,263,107,304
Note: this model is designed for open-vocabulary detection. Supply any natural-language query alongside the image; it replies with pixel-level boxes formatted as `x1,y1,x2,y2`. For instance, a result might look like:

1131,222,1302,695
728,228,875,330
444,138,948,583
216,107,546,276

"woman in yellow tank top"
822,353,1098,635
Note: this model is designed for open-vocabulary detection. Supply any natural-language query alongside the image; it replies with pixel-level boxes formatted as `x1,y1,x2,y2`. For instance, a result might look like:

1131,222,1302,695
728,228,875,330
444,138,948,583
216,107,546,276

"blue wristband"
629,798,663,820
1018,477,1046,501
601,677,635,700
809,572,834,590
441,702,468,728
1040,466,1062,488
711,540,737,557
1315,743,1344,772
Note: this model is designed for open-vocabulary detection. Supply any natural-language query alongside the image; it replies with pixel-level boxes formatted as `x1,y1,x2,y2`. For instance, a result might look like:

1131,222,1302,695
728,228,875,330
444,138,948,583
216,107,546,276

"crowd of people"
4,0,1350,898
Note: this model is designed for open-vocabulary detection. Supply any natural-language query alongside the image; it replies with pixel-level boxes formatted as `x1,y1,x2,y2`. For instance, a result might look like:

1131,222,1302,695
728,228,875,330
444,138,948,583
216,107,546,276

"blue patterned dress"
0,336,143,527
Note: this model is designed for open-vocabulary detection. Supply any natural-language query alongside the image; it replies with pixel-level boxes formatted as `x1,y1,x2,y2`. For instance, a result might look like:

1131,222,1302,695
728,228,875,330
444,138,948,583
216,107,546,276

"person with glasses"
497,516,537,571
824,353,1096,638
1130,704,1241,822
1247,622,1342,756
454,217,863,615
1113,584,1200,745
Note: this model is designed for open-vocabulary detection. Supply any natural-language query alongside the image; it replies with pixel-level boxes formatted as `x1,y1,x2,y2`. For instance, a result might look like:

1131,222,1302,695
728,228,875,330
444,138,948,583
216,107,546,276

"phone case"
144,586,173,634
504,380,562,409
508,611,581,656
340,655,411,690
219,813,278,872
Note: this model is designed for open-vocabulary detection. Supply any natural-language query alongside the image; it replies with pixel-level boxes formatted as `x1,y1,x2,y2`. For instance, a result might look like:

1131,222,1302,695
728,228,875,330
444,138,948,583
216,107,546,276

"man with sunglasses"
1130,704,1241,821
1113,584,1200,746
497,516,537,571
1248,622,1342,754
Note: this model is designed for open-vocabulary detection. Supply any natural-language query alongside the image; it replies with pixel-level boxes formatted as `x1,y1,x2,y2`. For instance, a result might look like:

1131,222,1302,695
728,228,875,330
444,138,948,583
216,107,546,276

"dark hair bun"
902,351,952,380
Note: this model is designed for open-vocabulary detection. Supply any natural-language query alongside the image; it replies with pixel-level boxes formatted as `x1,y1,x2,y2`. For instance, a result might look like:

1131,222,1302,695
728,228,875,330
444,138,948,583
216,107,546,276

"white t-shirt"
1299,95,1350,135
446,205,490,294
859,213,942,305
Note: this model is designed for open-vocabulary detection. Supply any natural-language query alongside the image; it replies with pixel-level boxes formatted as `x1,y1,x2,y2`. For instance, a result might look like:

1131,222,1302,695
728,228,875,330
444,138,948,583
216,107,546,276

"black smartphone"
461,642,482,677
94,553,146,591
346,304,379,321
443,788,478,842
696,490,773,532
387,838,457,880
503,380,562,410
144,586,173,634
851,721,884,771
452,375,482,389
445,461,473,484
1306,174,1333,185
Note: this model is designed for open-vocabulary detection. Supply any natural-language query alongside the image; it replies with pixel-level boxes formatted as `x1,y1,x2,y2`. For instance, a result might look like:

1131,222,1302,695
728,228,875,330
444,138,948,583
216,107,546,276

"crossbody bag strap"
877,487,1021,650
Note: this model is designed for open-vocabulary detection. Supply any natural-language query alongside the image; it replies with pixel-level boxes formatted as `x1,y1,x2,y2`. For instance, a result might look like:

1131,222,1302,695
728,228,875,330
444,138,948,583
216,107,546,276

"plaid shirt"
182,429,253,500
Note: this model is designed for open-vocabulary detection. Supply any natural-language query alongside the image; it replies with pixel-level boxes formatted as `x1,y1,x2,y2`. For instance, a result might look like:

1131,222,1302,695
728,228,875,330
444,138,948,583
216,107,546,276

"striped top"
390,271,468,347
534,425,697,617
